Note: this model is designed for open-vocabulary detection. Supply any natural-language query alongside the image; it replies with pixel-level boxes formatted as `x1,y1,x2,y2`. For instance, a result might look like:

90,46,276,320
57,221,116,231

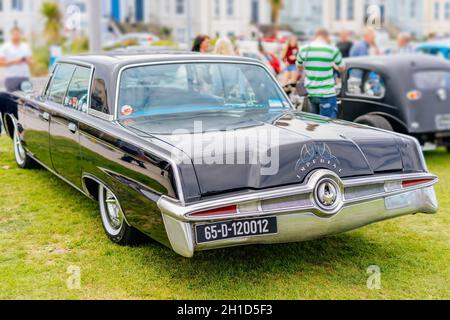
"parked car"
339,54,450,151
416,40,450,60
1,53,438,258
104,32,160,49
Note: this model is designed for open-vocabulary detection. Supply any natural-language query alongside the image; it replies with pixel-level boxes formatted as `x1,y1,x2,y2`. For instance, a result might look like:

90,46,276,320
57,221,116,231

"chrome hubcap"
14,131,26,164
104,189,123,230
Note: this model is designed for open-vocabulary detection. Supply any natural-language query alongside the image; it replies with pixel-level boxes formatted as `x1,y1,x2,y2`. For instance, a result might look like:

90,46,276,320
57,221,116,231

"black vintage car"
340,54,450,150
0,53,438,257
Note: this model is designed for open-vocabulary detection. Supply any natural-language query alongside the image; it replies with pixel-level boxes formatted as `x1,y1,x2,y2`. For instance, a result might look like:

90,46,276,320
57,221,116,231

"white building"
58,0,271,44
280,0,323,36
0,0,46,44
387,0,450,38
146,0,271,43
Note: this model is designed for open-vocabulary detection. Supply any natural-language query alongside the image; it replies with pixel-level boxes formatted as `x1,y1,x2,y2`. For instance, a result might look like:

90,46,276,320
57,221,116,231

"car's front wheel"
13,127,36,169
98,184,142,245
354,115,393,131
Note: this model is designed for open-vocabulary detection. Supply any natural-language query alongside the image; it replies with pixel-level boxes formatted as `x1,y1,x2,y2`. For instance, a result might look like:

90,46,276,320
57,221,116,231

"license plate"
195,217,278,244
436,114,450,130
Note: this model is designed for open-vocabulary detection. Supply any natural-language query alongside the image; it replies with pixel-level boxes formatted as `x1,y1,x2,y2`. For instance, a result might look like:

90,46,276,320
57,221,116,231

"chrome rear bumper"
158,170,438,258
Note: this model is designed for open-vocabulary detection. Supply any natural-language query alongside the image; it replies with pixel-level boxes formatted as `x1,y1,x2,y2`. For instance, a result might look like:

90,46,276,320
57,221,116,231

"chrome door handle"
68,122,77,134
41,112,50,122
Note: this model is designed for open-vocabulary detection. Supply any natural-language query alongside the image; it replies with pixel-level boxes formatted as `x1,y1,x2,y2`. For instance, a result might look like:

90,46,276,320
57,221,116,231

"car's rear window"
117,62,290,119
414,71,450,90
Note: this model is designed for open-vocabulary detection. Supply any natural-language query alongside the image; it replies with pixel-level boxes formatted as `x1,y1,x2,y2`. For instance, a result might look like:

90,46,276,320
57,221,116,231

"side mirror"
20,81,33,93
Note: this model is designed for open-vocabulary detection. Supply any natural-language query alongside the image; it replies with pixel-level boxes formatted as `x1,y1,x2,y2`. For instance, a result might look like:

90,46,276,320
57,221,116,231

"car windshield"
117,62,290,119
414,71,450,90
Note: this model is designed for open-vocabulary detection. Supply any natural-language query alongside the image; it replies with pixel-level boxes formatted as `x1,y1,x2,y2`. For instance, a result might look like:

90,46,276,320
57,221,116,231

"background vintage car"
339,54,450,150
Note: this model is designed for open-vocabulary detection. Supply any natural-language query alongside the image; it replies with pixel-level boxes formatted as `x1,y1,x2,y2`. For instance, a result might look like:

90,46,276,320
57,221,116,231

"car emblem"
318,182,337,206
295,143,342,178
314,178,342,213
437,88,447,101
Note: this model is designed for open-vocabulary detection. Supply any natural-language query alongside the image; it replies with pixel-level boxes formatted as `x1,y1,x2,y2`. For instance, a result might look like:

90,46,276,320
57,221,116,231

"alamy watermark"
64,5,82,32
66,265,81,290
366,5,383,29
366,265,382,290
168,121,281,176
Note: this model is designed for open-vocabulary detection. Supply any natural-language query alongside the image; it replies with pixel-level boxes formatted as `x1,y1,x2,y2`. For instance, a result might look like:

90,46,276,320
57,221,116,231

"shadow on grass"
133,231,404,286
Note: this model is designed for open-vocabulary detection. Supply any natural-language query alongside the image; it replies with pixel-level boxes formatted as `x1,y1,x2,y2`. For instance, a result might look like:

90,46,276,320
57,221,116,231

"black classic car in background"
0,53,438,257
339,54,450,151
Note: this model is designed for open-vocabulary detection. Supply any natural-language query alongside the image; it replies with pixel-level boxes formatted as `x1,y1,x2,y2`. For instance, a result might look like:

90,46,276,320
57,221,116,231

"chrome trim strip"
158,170,438,222
88,108,114,121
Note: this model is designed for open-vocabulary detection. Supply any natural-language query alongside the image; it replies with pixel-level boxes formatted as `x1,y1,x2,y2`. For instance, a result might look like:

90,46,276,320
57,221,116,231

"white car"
108,33,160,47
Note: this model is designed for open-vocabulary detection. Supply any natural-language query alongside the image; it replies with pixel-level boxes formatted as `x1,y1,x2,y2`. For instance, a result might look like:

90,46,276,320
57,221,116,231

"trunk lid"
121,111,424,202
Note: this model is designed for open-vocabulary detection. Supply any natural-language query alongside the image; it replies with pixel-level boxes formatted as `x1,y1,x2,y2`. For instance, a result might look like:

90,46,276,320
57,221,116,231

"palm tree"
41,1,62,45
268,0,284,32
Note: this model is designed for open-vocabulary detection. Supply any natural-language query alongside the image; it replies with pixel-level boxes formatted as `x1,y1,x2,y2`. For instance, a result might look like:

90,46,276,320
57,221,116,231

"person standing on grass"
0,27,33,92
0,27,33,134
296,29,346,119
281,36,300,85
349,27,380,57
336,31,353,58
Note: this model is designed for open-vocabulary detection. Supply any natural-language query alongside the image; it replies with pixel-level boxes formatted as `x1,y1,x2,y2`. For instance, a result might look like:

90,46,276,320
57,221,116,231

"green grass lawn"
0,135,449,300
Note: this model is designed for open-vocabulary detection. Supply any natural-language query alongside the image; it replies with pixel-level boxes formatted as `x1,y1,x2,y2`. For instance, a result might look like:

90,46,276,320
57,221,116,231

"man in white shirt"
0,27,33,92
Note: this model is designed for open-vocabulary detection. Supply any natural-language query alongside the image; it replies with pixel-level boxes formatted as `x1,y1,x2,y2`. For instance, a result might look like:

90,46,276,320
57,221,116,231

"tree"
41,1,62,45
268,0,284,32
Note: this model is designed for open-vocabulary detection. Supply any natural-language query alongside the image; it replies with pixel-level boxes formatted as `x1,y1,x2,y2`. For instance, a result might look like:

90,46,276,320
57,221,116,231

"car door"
20,66,65,168
49,64,92,189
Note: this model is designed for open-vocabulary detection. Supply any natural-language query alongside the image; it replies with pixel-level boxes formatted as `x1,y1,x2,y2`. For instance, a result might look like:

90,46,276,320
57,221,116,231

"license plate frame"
195,217,278,244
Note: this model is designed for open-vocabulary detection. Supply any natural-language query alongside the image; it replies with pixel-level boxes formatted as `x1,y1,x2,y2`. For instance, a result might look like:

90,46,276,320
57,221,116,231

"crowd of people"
0,25,432,130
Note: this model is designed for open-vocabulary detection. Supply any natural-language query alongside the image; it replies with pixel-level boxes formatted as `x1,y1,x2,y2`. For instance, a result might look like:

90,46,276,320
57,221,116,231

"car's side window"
346,68,386,99
90,78,109,114
47,64,76,104
63,66,91,113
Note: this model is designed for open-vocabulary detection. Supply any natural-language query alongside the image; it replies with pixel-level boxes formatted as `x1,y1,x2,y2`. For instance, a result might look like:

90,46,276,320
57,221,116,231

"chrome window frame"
41,61,95,115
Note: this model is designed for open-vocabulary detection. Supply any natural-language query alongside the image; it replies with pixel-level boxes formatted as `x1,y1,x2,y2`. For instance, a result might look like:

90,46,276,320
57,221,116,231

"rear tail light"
385,179,433,192
406,90,422,101
189,205,237,217
402,179,434,188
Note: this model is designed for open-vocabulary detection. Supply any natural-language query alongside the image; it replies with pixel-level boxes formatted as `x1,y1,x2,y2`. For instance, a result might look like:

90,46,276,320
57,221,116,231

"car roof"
344,54,450,71
416,40,450,49
59,52,261,70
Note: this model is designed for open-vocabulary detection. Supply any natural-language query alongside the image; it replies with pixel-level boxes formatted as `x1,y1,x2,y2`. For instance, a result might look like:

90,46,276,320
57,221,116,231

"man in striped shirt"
296,29,346,119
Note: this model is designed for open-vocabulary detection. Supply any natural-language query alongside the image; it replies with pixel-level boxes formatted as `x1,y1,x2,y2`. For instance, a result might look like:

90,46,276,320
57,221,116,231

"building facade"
0,0,46,44
280,0,323,36
97,0,271,43
387,0,450,38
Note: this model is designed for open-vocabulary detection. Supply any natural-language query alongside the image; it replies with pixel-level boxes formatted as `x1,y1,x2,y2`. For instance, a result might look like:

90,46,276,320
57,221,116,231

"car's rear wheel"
98,184,142,245
354,115,393,131
13,127,36,169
